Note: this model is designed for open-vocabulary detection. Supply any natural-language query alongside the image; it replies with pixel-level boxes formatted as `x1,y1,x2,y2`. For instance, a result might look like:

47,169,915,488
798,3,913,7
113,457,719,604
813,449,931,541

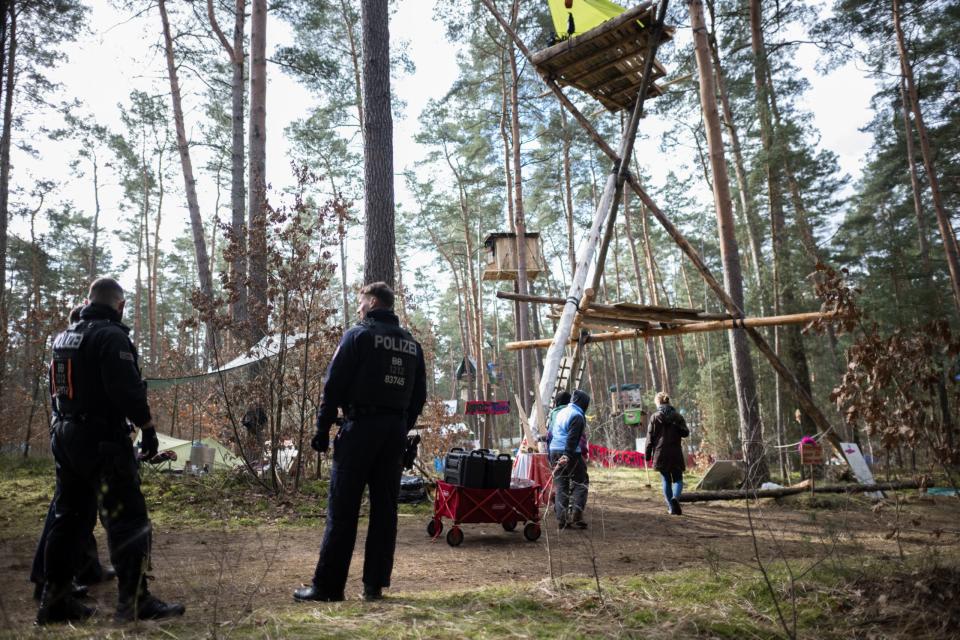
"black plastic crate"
484,453,512,489
443,448,486,488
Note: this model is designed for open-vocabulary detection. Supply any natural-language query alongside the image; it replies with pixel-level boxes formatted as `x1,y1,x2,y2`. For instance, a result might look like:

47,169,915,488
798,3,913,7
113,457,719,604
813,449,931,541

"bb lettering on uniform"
373,334,416,355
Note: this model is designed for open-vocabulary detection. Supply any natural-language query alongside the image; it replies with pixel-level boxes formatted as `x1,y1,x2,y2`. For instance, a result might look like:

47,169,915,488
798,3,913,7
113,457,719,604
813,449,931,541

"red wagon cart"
428,480,542,546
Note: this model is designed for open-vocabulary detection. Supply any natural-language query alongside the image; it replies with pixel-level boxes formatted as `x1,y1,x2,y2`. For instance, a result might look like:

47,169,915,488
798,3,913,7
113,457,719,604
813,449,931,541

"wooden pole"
504,311,849,350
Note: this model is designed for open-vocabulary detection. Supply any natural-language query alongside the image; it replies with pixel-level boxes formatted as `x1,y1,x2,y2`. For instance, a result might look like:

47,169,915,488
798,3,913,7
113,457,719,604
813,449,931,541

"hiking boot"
115,594,185,622
293,584,344,602
36,583,96,625
362,584,383,601
670,498,682,516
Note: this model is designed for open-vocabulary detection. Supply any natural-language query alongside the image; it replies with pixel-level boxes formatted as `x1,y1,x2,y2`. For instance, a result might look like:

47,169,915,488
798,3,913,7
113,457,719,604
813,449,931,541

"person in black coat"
645,391,689,515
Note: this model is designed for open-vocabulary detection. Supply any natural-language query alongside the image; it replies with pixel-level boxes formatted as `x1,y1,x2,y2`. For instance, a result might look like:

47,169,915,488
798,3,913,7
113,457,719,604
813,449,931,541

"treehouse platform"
531,2,674,112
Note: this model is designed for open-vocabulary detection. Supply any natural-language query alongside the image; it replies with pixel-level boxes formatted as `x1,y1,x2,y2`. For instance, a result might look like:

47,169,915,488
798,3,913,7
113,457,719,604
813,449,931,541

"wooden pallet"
531,2,674,112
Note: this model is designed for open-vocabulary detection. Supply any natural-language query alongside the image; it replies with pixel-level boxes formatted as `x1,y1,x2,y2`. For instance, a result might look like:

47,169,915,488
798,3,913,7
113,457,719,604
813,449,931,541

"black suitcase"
484,452,512,489
443,448,486,488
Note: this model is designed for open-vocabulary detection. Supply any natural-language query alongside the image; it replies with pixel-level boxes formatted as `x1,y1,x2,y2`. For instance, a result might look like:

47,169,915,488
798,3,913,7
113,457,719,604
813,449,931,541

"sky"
11,0,876,293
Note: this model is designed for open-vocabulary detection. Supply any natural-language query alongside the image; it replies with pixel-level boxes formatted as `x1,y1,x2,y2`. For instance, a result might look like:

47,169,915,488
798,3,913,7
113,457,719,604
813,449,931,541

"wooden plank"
505,310,851,351
531,2,656,67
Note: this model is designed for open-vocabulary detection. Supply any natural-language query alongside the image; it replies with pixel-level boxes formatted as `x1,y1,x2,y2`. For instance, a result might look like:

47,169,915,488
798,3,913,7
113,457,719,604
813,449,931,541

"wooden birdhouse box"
482,232,546,281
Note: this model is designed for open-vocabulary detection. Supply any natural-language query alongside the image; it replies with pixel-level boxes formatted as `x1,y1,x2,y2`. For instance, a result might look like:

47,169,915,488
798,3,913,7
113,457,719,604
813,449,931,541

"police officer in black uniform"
37,278,184,624
294,281,427,602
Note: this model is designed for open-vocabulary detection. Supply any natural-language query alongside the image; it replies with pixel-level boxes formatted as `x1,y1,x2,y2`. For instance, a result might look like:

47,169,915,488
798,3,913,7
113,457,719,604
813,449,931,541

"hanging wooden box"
482,232,546,282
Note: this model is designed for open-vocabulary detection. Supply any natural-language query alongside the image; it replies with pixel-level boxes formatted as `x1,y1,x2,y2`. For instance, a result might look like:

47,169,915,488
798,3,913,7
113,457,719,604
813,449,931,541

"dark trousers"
31,494,103,586
45,419,151,600
312,417,406,595
549,451,588,522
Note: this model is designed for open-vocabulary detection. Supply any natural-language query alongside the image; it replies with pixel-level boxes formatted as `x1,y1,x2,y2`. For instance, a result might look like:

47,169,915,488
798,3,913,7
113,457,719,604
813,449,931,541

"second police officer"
295,282,427,602
38,277,184,624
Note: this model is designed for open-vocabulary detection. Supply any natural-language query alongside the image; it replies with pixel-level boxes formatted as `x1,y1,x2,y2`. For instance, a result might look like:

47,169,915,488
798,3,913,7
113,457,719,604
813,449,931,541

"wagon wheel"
446,526,464,547
523,522,541,542
501,520,518,532
426,519,442,538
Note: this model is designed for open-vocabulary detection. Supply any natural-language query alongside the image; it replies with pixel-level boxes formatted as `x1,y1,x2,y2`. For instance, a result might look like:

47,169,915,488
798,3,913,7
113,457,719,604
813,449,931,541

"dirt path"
3,488,959,632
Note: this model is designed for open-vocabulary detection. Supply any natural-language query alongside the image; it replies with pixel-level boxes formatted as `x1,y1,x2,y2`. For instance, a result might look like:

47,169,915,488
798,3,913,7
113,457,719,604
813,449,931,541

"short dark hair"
88,277,125,306
360,281,394,309
68,305,84,323
554,391,571,408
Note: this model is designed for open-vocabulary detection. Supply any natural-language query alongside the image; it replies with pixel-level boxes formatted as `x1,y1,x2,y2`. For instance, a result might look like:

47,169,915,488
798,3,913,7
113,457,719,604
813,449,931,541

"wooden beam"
504,311,849,351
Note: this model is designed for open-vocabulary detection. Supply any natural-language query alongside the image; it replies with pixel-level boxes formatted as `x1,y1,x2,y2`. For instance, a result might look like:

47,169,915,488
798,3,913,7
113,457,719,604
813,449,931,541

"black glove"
402,434,421,470
311,428,330,453
139,426,159,460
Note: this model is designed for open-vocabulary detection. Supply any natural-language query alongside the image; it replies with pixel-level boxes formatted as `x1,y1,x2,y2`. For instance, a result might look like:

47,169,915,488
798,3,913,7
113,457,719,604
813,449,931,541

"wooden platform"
531,2,674,112
546,300,734,331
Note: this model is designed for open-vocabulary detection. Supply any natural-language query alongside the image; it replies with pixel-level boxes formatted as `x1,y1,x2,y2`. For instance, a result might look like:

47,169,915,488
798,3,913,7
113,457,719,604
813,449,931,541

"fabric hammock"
547,0,627,40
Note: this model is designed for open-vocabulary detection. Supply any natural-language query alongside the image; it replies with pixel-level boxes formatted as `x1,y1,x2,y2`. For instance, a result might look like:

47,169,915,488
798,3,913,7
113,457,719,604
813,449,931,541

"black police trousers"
45,419,151,600
31,492,103,586
312,416,407,596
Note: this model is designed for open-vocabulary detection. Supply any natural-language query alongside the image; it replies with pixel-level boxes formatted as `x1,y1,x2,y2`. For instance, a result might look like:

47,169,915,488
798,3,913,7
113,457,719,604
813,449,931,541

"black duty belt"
345,405,407,419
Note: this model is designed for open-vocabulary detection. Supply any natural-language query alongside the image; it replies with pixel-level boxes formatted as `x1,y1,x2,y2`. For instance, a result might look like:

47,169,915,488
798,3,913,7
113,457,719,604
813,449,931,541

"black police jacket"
317,308,427,432
49,302,152,430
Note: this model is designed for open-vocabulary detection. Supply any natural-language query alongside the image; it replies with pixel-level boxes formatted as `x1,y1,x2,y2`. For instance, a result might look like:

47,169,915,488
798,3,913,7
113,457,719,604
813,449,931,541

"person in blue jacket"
547,390,590,529
295,282,427,603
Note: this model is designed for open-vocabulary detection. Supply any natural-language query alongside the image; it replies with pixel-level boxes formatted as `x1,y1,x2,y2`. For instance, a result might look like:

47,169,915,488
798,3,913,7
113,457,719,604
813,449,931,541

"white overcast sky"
12,0,875,289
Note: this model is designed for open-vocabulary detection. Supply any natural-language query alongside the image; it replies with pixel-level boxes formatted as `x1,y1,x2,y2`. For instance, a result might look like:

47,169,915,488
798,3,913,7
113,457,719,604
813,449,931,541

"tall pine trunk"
690,0,768,485
207,0,248,341
892,0,960,315
508,0,534,412
248,0,268,345
0,1,15,406
361,0,395,286
159,0,216,360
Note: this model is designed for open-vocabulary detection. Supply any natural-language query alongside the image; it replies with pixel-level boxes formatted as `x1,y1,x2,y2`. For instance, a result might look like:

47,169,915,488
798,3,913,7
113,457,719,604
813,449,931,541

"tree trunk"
0,1,14,406
340,0,364,140
361,0,395,287
159,0,216,358
562,108,576,275
892,0,960,315
691,0,768,485
89,152,101,279
705,0,764,302
248,0,268,346
208,0,248,341
898,75,930,274
621,193,661,392
508,0,534,412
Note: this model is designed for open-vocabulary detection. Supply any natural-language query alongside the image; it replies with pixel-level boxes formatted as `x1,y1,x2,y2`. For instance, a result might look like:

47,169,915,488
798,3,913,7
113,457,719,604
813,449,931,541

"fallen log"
678,480,919,503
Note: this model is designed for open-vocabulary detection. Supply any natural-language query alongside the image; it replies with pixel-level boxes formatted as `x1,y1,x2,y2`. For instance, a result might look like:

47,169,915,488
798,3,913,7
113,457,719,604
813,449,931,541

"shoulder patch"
118,351,135,362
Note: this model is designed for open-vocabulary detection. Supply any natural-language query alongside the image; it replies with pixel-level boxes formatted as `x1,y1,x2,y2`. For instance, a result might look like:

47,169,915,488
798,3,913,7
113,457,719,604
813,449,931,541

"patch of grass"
0,456,54,536
5,555,960,639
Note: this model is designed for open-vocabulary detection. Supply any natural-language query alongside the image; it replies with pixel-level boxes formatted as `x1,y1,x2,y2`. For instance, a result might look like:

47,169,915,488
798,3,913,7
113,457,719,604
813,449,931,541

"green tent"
547,0,627,40
136,432,242,472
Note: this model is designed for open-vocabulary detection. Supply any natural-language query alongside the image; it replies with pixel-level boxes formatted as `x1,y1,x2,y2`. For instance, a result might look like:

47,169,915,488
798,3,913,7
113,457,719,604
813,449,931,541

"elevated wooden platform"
531,2,674,112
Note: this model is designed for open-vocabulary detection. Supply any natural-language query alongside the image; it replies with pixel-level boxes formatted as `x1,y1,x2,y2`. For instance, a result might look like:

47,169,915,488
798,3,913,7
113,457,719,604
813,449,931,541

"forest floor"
2,459,960,638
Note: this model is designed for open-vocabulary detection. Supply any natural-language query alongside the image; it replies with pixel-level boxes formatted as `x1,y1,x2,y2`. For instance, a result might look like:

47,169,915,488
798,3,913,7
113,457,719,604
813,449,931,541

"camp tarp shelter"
135,431,243,472
548,0,625,40
145,332,305,390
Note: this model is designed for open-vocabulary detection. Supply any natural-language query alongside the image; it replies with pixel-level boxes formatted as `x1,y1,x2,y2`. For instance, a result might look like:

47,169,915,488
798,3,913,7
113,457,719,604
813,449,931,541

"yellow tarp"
548,0,627,40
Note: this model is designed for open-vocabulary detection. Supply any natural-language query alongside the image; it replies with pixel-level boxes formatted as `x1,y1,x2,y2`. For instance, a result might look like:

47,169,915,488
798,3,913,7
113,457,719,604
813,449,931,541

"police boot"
362,584,384,601
36,582,96,625
293,583,345,602
115,588,185,622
